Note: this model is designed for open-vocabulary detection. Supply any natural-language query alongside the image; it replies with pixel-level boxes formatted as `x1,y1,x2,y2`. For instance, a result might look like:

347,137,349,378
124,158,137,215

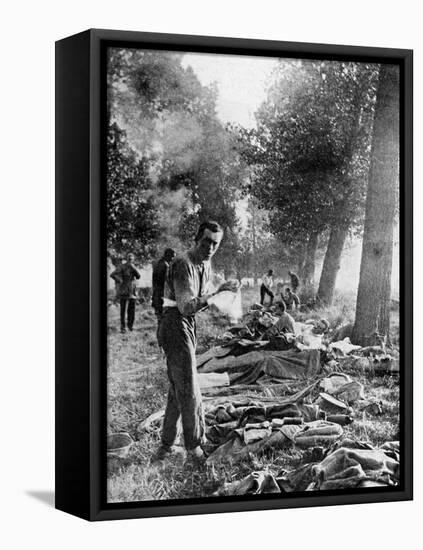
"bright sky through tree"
182,53,278,128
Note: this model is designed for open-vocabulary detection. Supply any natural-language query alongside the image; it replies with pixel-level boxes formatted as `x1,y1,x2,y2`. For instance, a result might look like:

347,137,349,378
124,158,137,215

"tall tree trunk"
317,225,349,305
378,222,394,339
302,232,319,288
297,244,307,279
316,77,370,306
352,65,399,346
251,203,258,285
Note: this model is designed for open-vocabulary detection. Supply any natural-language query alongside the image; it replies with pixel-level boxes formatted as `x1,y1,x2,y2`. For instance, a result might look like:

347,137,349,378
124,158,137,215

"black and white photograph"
105,45,402,504
2,0,421,541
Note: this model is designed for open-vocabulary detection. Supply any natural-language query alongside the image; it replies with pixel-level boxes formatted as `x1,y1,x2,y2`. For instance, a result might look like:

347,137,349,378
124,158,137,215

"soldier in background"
283,287,301,311
288,270,300,293
110,252,141,333
260,269,275,306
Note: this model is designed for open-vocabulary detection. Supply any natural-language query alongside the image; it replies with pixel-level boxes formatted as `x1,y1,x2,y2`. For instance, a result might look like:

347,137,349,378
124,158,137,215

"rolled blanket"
294,420,343,449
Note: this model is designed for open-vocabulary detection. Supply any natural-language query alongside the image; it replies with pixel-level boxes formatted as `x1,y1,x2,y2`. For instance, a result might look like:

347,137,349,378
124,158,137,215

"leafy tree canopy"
237,60,379,247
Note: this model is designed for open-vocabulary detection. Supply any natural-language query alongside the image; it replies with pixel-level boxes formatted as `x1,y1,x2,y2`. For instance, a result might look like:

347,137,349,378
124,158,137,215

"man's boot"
151,444,175,463
185,446,206,467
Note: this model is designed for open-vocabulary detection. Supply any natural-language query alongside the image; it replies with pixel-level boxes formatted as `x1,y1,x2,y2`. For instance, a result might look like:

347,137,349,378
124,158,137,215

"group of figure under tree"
110,248,304,335
110,245,305,337
260,268,300,311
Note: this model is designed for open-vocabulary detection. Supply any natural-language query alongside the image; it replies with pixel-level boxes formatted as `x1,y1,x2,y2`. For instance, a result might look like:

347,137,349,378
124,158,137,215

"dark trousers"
155,311,163,346
120,298,135,330
260,284,274,305
158,308,205,450
152,294,163,344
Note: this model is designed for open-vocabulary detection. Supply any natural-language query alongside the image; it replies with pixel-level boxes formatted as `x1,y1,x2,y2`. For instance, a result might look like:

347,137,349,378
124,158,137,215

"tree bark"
352,65,399,346
297,244,307,279
316,73,371,306
251,203,258,285
317,225,349,305
317,67,378,306
302,232,319,288
378,222,394,339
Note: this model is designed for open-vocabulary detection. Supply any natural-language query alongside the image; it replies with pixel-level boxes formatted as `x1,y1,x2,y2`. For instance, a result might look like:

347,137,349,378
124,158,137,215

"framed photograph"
55,29,412,521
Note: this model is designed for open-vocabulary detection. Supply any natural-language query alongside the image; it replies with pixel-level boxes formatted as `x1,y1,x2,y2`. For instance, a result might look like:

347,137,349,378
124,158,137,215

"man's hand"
202,280,241,309
217,280,240,293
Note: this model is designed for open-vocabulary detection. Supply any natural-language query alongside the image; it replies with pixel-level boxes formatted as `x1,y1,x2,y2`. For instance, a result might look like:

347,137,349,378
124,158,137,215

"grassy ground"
107,287,400,503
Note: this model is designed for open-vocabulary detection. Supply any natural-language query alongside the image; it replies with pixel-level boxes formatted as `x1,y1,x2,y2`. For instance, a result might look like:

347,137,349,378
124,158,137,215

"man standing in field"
110,252,141,333
151,248,176,341
155,220,238,464
260,269,275,306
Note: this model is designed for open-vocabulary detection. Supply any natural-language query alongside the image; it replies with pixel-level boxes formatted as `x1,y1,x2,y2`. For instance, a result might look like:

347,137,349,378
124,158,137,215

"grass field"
107,287,400,503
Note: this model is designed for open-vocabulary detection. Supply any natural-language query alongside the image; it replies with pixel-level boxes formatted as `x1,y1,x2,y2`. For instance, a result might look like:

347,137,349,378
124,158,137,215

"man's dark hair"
276,300,286,312
286,287,291,293
164,248,175,260
268,269,273,275
195,220,224,242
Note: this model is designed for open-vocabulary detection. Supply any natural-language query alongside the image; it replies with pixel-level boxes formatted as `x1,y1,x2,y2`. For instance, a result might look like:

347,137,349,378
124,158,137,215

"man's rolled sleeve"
172,260,203,317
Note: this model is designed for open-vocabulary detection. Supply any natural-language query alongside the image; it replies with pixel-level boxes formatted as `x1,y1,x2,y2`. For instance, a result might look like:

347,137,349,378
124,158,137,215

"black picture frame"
55,28,413,521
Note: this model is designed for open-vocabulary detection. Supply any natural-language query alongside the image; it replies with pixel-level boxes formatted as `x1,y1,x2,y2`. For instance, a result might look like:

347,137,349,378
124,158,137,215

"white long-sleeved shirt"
262,274,273,288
